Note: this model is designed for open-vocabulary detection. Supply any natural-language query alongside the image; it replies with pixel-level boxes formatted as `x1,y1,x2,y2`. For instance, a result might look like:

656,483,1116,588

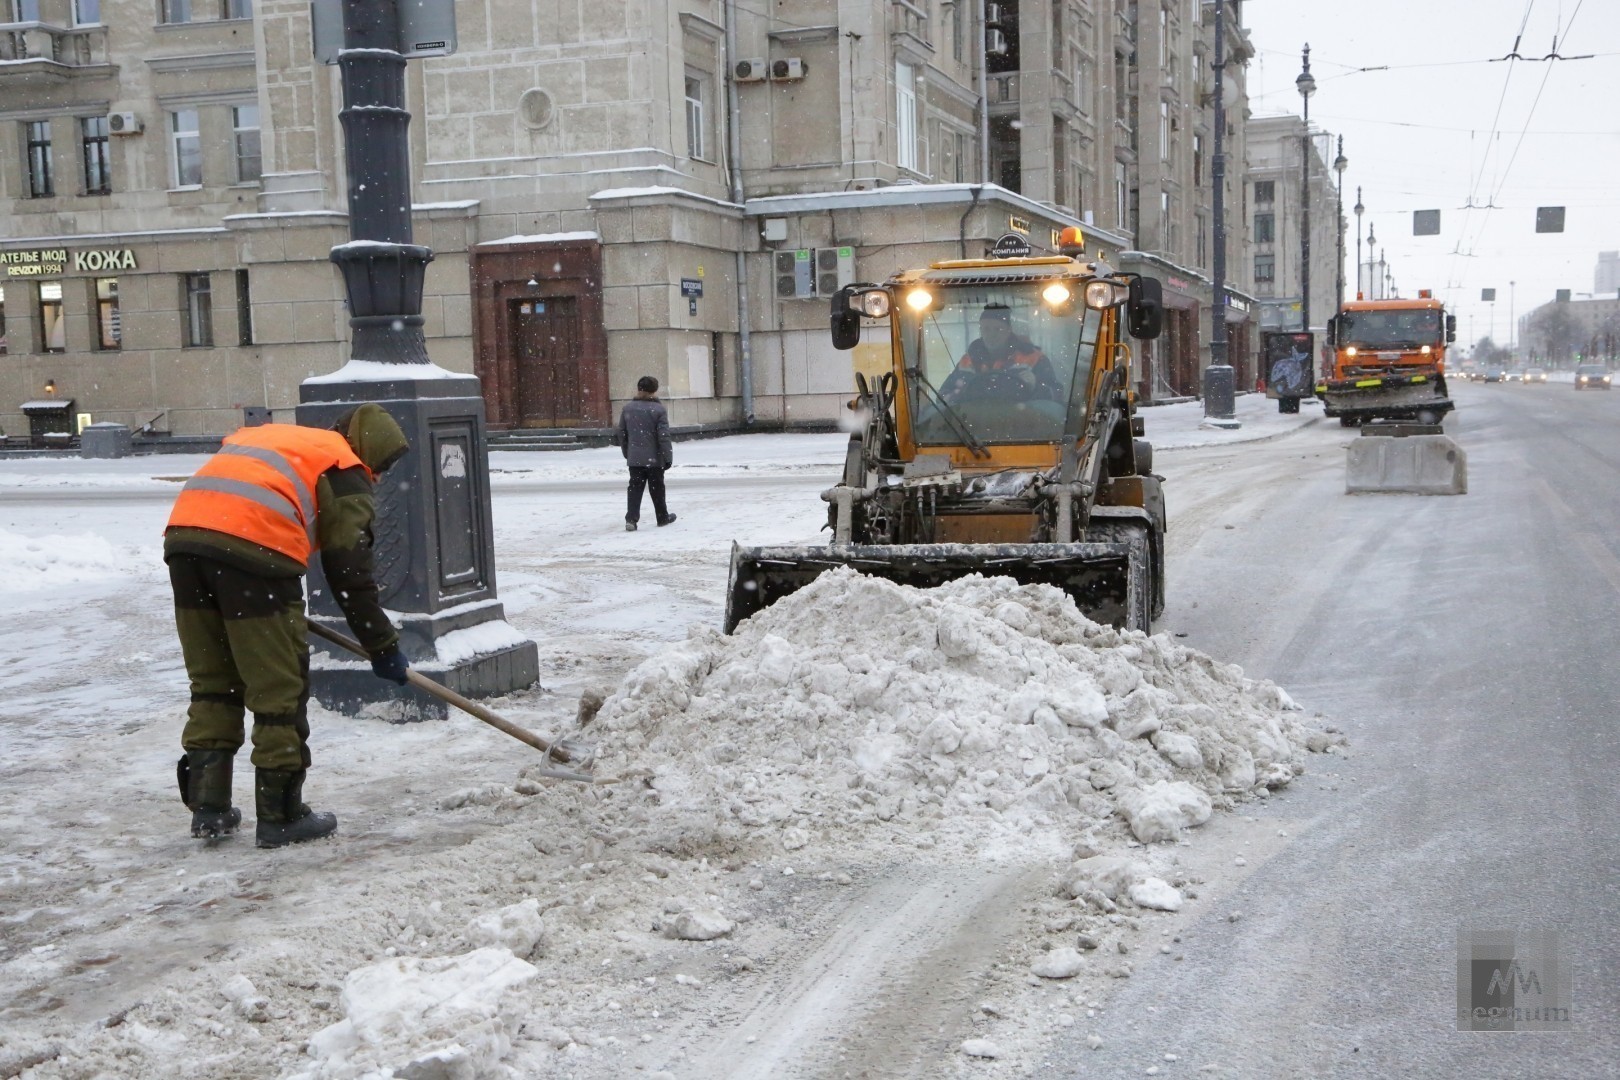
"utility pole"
1202,0,1237,425
1297,45,1315,335
1333,136,1347,311
1353,186,1364,299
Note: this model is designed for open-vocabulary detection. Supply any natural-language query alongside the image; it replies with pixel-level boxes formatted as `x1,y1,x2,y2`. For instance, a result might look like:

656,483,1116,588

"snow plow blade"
725,541,1142,634
1318,374,1454,422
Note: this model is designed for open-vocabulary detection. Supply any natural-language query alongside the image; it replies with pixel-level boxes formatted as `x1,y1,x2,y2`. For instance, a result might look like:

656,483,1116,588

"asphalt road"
1055,380,1619,1077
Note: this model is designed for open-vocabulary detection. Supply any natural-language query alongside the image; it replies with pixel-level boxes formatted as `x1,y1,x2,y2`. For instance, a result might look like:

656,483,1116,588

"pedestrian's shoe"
625,521,638,532
178,749,242,839
255,768,338,849
657,513,678,527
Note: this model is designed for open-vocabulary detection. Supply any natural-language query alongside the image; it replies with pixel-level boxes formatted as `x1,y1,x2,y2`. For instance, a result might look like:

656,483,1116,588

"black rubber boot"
254,768,338,849
179,750,241,838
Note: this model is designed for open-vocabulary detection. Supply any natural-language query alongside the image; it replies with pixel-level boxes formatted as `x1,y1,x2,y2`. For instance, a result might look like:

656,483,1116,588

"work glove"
370,645,410,685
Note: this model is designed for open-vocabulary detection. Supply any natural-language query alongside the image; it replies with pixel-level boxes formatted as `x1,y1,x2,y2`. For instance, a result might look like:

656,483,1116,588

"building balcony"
0,21,112,84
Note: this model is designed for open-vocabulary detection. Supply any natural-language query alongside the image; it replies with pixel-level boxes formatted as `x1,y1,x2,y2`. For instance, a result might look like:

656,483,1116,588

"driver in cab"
939,304,1063,403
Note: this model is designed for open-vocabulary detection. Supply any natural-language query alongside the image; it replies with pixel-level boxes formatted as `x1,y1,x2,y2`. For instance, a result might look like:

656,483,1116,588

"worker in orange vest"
165,403,409,848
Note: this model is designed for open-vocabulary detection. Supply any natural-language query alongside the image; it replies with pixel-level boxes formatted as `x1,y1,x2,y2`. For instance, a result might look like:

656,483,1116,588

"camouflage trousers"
170,554,312,772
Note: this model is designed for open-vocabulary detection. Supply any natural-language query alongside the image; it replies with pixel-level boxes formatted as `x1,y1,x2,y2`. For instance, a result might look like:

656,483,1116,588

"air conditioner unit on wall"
734,58,767,83
985,3,1004,25
774,249,814,300
770,57,805,81
107,112,143,135
814,246,856,299
986,29,1008,56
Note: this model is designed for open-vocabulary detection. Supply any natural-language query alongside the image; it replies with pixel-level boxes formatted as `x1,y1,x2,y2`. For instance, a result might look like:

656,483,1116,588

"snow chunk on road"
464,898,545,958
1031,947,1087,979
292,948,537,1080
1118,781,1214,843
1127,877,1184,912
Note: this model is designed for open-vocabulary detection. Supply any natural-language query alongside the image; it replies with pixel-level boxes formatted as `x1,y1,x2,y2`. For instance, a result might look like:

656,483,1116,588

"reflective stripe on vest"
165,425,363,565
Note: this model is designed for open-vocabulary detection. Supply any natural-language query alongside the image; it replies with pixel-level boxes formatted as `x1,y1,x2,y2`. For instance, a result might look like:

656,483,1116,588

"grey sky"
1242,0,1619,351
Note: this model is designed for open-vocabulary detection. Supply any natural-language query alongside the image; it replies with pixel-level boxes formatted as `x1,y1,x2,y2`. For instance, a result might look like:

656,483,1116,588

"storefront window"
39,281,65,353
94,278,120,350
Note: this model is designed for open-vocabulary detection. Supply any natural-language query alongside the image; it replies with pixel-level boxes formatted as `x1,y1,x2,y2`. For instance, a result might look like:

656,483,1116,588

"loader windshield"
1337,308,1443,348
903,286,1102,446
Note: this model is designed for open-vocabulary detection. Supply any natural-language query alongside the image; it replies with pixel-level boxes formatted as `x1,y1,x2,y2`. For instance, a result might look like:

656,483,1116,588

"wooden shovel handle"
305,618,585,765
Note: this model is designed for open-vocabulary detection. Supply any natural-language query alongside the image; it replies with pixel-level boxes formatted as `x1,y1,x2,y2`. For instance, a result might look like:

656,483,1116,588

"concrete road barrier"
1346,434,1467,495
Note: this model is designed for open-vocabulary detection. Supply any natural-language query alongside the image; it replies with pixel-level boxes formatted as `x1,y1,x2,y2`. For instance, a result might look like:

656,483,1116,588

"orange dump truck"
1319,291,1457,426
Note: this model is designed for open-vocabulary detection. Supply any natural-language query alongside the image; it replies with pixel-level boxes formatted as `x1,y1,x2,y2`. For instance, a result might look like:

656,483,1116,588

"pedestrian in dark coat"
616,376,675,531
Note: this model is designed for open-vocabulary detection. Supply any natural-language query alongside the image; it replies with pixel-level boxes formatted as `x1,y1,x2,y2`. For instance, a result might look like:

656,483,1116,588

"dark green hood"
339,403,408,475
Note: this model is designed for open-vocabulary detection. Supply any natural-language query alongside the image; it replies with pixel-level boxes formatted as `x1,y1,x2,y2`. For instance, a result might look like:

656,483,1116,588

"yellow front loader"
725,236,1169,633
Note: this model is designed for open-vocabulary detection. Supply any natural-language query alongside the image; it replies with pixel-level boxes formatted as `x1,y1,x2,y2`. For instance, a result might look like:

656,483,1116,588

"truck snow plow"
1318,292,1456,426
725,231,1168,634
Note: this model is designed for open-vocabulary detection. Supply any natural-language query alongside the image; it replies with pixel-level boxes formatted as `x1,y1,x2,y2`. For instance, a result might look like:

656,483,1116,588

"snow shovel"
305,618,601,783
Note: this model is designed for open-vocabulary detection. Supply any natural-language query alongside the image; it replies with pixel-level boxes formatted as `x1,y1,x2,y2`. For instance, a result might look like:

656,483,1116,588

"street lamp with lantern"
1333,136,1348,311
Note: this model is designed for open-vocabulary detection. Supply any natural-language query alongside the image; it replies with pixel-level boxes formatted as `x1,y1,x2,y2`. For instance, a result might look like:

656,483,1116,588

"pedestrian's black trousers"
626,465,669,523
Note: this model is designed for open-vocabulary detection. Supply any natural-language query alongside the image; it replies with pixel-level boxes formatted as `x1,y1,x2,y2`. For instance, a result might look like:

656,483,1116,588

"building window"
11,1,40,20
1075,55,1091,113
1196,212,1206,267
1255,212,1275,243
896,60,918,172
236,268,253,346
1193,133,1203,186
1054,122,1068,208
1052,2,1064,68
1255,179,1275,203
951,1,964,61
73,0,100,24
683,76,707,162
1255,254,1275,283
1159,101,1169,161
182,273,213,347
25,120,53,198
224,0,252,18
233,104,261,182
1114,160,1128,230
39,282,66,353
81,115,111,195
93,278,120,350
171,109,201,187
0,286,7,355
161,0,192,23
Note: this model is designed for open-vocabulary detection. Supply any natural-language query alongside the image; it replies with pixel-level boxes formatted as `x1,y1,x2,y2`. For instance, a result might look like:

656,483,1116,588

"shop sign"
1007,215,1031,235
1166,275,1192,292
1,248,138,277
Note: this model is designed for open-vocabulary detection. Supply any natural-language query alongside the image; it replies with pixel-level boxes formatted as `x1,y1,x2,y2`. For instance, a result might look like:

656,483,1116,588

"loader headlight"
904,288,934,312
1421,345,1432,355
1083,281,1120,310
858,291,891,318
1345,347,1358,358
1042,283,1072,307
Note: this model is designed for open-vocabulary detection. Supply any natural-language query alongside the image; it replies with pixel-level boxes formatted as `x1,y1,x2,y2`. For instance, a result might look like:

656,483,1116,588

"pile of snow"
0,528,159,592
597,568,1315,864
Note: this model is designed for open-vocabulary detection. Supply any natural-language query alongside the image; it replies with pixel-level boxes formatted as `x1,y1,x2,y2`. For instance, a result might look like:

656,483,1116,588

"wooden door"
511,297,581,427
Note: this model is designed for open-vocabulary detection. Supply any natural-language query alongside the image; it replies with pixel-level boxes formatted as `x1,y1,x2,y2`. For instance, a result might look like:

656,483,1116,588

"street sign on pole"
312,0,458,62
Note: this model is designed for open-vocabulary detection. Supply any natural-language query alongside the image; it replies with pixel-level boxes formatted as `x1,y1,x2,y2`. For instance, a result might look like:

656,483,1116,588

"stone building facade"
0,0,1260,439
1245,113,1341,342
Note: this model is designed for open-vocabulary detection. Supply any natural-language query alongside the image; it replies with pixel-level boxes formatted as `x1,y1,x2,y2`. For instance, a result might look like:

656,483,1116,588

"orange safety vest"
166,424,366,566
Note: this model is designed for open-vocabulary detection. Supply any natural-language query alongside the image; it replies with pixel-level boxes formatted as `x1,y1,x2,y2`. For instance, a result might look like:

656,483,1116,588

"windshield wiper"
909,368,991,458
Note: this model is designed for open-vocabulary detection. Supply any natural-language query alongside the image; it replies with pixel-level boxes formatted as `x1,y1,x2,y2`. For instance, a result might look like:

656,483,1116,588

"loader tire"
1082,519,1154,633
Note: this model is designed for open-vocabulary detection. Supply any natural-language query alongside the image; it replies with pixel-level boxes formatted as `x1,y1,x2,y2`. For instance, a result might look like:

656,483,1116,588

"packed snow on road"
0,410,1346,1079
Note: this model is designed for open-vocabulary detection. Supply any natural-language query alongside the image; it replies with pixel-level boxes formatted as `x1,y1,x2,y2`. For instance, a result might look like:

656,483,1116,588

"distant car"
1524,368,1548,383
1483,369,1505,383
1504,370,1524,383
1574,364,1612,390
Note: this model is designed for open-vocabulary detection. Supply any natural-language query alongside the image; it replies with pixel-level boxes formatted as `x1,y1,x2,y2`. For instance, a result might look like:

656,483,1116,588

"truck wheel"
1085,520,1154,633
